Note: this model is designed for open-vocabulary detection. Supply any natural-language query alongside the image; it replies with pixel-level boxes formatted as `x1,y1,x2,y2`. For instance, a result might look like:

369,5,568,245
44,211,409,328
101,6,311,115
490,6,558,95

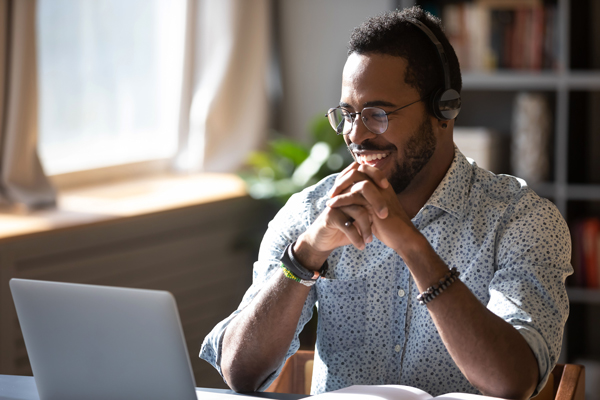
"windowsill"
0,172,248,242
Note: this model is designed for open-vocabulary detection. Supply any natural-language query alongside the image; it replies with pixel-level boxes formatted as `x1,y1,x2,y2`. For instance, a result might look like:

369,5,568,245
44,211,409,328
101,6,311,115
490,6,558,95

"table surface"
0,375,308,400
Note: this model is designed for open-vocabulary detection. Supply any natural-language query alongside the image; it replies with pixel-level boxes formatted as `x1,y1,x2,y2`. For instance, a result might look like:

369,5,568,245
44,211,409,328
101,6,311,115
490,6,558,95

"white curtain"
0,0,55,209
176,0,271,173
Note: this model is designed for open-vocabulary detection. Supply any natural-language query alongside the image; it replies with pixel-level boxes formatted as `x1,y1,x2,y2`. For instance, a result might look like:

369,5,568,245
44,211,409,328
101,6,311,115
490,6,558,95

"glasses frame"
326,96,427,136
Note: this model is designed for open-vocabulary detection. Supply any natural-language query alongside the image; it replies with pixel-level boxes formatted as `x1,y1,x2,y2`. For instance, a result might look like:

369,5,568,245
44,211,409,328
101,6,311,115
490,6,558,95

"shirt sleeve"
199,177,333,389
488,193,572,395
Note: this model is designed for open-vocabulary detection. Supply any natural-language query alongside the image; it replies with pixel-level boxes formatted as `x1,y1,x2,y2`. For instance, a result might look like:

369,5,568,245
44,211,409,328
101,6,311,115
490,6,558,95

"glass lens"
362,107,388,134
327,108,351,135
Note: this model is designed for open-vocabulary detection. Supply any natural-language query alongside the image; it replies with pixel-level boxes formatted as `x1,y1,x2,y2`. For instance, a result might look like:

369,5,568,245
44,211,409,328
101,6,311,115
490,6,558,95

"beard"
388,115,436,194
347,113,437,194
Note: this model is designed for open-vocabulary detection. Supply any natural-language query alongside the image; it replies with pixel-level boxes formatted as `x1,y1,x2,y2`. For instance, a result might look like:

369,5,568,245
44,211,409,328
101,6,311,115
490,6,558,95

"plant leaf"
270,139,310,166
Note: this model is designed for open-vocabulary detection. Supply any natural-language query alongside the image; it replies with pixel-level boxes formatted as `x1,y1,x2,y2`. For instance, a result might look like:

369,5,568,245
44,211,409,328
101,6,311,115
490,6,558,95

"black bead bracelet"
417,267,460,305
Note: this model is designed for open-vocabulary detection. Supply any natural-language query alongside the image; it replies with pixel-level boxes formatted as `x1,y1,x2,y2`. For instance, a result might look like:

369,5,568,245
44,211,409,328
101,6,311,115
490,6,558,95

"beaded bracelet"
280,264,318,287
417,267,460,305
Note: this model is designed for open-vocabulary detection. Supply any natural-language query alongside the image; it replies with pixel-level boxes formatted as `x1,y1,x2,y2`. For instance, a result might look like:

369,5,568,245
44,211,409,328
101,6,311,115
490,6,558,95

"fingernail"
326,200,332,207
380,207,388,218
366,236,372,244
381,178,389,188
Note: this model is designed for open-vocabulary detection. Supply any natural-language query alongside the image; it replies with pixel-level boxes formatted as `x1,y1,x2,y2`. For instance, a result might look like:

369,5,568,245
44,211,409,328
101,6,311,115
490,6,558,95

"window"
36,0,187,175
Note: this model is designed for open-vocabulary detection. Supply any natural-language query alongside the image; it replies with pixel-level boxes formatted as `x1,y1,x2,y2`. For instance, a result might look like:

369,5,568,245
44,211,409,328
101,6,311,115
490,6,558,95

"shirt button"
395,344,401,352
397,289,406,297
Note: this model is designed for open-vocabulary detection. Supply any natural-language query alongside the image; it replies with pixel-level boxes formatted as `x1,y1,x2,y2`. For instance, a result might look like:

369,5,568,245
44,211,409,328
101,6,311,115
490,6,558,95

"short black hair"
348,6,462,112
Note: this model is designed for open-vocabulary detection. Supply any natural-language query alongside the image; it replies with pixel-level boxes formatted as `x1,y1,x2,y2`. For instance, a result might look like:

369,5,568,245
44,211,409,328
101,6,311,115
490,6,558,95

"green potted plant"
239,114,352,205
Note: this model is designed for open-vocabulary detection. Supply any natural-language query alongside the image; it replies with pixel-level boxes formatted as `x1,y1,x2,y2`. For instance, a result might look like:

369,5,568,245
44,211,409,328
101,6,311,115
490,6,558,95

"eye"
341,110,353,123
363,108,387,123
367,108,387,123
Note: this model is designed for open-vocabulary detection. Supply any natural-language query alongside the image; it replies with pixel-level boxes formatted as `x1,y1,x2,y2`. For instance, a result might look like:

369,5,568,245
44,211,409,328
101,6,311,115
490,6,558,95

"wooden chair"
266,350,585,400
533,364,585,400
265,350,314,395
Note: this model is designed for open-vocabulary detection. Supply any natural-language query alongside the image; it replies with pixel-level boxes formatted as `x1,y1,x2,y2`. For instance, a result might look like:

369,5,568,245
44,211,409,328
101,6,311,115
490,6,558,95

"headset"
405,18,461,121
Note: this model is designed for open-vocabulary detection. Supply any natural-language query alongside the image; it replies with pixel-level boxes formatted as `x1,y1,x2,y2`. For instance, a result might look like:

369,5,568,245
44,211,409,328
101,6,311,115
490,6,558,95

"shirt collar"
423,145,473,220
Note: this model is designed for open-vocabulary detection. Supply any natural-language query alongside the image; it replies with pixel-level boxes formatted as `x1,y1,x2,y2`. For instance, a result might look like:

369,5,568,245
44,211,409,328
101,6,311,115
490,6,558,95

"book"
454,127,506,174
511,92,551,184
570,217,600,288
440,0,558,71
310,385,506,400
583,218,600,288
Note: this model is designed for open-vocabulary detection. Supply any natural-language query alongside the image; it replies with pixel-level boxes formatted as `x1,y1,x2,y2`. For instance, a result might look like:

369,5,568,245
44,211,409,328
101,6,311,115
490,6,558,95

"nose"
347,114,377,144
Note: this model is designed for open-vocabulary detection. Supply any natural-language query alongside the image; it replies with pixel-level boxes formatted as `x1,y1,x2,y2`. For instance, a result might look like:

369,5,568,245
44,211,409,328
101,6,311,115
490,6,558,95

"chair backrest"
533,364,585,400
267,351,585,400
265,350,314,395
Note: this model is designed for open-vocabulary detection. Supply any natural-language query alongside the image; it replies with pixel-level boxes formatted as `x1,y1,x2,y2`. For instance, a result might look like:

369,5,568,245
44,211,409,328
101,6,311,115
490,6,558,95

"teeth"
358,153,388,164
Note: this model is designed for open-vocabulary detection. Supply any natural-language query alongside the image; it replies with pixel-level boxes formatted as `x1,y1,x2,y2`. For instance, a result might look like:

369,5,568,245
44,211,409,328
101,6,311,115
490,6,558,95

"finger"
357,164,389,189
327,180,389,219
351,180,389,219
339,205,373,248
340,160,360,176
329,168,373,198
327,205,372,250
329,162,360,197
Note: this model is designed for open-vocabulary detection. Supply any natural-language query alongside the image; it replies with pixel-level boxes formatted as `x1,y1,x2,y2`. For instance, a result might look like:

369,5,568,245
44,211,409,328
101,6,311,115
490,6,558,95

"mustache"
347,142,396,153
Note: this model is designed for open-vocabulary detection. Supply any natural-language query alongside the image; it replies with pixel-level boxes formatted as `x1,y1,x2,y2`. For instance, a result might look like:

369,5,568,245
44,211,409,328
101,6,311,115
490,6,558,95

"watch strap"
280,241,328,281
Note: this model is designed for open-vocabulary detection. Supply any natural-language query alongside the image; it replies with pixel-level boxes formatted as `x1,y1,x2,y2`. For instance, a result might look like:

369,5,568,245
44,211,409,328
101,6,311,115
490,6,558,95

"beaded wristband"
417,267,460,305
280,264,317,287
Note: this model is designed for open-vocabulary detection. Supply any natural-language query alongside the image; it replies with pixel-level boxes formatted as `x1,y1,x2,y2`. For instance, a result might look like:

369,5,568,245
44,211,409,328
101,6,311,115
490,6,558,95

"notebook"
9,278,239,400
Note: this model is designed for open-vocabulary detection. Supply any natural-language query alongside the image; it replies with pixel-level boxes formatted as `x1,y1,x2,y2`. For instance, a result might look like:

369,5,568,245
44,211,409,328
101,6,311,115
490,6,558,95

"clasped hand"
299,162,417,260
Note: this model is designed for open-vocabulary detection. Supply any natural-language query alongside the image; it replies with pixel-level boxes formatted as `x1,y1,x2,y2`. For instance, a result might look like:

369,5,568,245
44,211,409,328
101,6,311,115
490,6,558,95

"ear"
432,118,455,147
435,118,453,131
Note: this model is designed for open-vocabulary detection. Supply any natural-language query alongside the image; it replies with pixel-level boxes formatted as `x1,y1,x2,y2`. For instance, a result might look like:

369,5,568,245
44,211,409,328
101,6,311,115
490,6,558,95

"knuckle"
357,164,370,173
358,208,370,218
350,183,363,194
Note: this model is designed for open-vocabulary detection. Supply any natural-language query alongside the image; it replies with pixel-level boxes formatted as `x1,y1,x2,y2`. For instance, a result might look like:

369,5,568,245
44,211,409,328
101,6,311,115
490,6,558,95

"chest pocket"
316,278,367,351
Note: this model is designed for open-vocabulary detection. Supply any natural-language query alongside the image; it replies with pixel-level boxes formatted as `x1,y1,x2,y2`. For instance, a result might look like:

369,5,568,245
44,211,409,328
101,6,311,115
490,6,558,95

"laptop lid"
10,278,198,400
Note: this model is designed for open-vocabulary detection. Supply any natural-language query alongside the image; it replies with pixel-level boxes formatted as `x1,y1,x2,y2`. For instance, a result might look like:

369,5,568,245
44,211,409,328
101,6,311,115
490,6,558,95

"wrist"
392,226,427,260
294,234,331,271
395,230,451,291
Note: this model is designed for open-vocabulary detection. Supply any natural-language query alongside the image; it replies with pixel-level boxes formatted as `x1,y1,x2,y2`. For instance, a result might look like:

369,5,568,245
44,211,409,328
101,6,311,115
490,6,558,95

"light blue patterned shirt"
200,147,572,396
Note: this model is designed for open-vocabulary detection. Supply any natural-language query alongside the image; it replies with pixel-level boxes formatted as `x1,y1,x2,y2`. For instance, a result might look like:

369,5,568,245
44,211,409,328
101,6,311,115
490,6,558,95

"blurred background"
1,0,600,396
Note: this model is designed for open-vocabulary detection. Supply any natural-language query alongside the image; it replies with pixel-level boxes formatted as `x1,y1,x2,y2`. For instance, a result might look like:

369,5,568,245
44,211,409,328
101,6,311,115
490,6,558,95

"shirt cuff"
199,310,241,379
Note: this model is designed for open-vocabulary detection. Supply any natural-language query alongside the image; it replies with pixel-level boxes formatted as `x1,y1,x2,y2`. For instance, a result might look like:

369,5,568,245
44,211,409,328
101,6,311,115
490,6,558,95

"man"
200,7,571,399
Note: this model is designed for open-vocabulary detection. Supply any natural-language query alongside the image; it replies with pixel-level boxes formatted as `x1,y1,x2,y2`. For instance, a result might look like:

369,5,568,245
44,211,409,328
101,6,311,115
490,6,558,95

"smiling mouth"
356,152,389,165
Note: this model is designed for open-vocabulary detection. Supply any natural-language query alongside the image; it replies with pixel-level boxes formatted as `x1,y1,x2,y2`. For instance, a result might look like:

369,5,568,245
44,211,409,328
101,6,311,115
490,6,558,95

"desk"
0,375,308,400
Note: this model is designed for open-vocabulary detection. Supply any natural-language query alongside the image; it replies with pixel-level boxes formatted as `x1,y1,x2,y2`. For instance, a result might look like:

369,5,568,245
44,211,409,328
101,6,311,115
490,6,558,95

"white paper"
309,385,506,400
309,385,433,400
196,389,250,399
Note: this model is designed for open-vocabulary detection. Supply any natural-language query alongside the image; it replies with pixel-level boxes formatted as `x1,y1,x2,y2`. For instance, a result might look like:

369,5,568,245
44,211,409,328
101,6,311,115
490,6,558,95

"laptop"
10,278,203,400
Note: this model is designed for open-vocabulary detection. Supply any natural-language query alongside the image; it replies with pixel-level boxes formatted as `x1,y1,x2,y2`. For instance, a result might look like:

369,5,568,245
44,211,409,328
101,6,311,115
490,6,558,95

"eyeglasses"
326,97,425,135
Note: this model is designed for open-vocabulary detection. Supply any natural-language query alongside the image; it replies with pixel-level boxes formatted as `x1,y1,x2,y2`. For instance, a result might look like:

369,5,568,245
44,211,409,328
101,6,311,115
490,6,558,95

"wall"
277,0,394,140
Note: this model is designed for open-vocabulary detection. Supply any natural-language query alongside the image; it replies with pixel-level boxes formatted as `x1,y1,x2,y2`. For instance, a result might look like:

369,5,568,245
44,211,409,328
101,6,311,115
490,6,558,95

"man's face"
340,52,438,194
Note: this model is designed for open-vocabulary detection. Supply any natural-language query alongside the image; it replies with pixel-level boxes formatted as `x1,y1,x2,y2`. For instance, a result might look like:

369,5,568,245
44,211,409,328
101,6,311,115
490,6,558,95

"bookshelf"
567,287,600,304
399,0,600,364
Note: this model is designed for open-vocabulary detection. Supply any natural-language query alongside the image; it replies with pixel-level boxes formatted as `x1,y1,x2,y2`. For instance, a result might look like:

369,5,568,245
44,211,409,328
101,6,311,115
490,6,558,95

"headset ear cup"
433,88,461,120
430,87,445,120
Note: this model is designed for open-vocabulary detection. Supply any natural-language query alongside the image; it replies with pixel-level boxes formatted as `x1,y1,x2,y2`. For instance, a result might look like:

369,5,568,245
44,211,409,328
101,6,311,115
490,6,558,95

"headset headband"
405,18,451,90
404,17,461,120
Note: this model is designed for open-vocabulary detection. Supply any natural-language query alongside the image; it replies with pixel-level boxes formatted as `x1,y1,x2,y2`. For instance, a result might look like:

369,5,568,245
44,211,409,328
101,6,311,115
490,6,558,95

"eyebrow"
339,100,397,109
